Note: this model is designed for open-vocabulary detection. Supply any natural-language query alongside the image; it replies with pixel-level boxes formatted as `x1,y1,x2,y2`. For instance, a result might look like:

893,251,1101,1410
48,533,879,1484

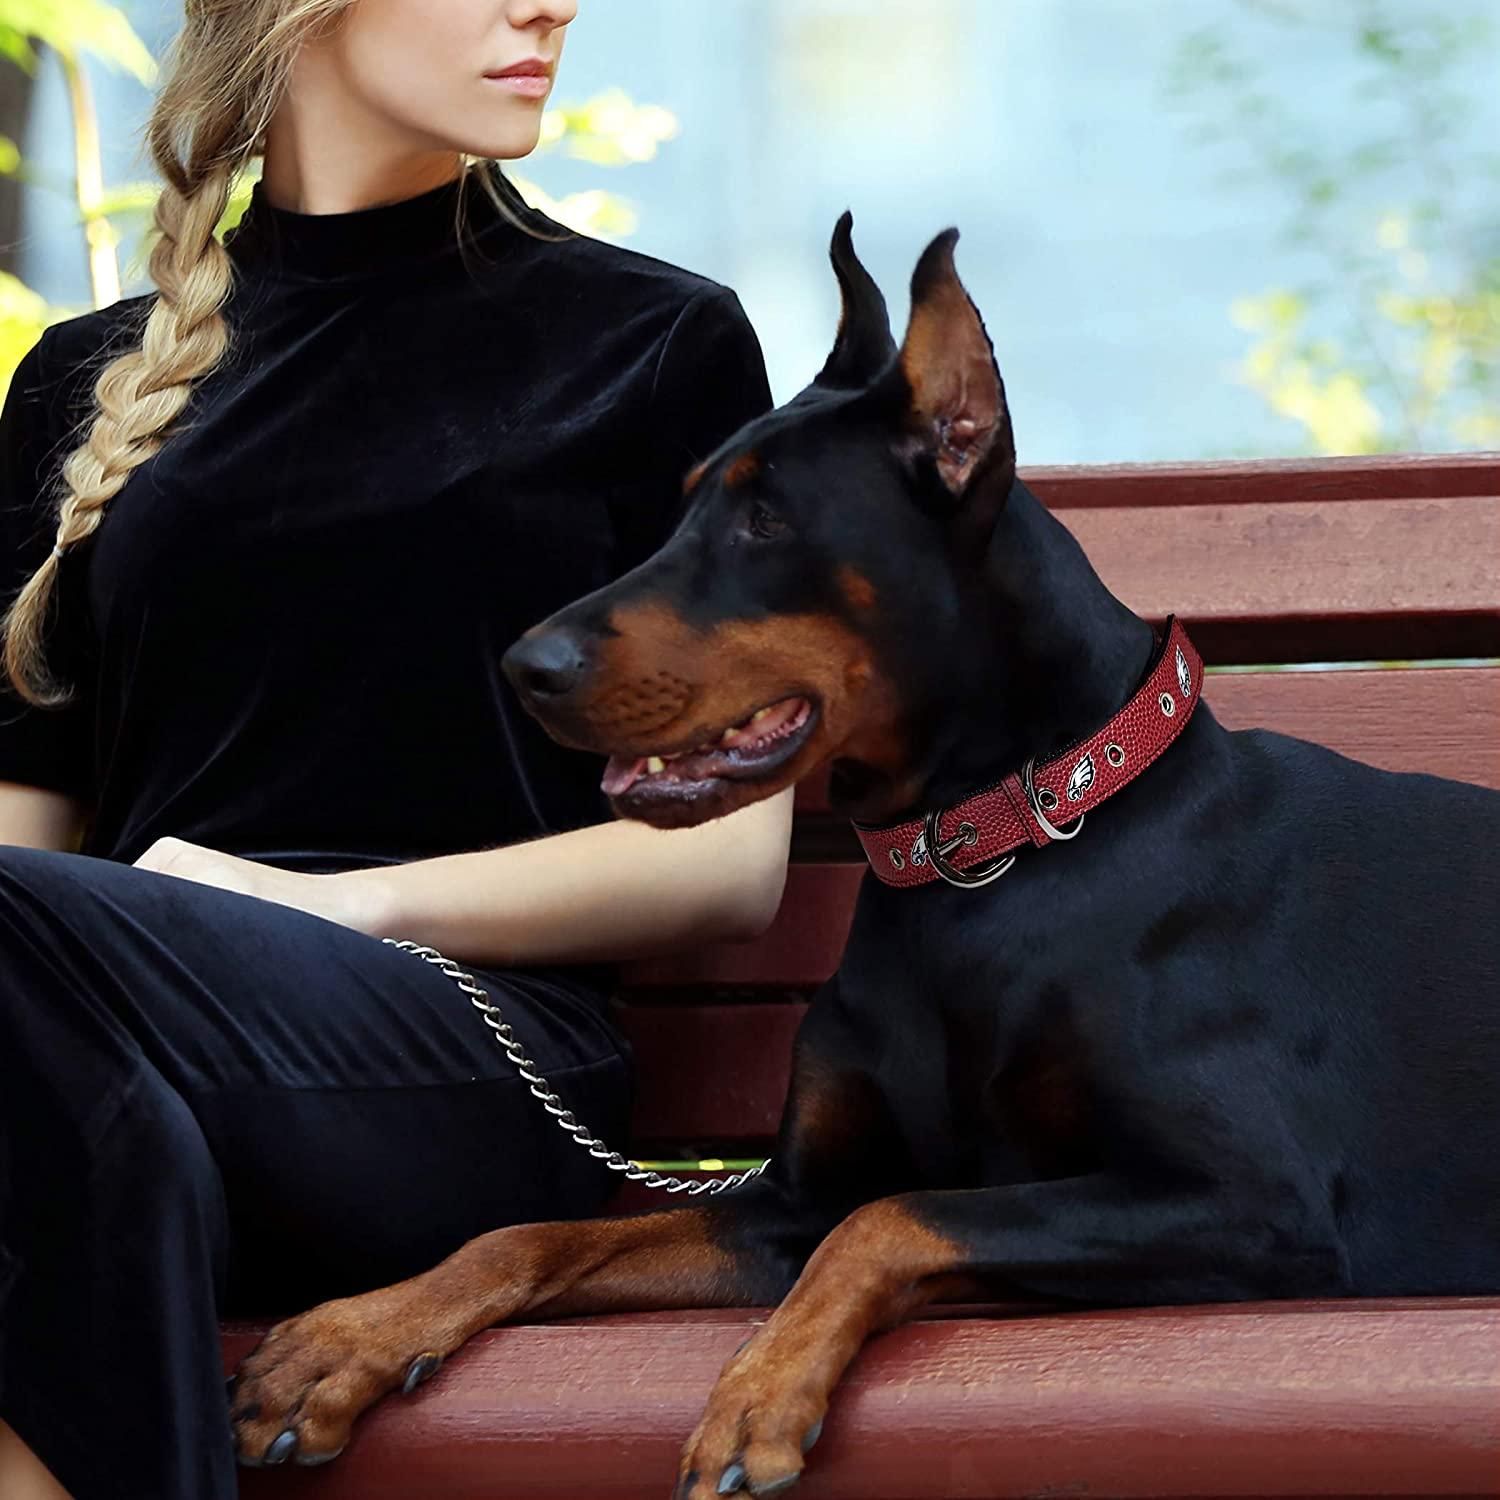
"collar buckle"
920,807,1018,888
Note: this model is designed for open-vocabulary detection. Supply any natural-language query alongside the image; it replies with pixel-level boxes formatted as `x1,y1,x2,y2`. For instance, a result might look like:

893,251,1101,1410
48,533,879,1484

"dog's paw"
229,1289,449,1468
674,1335,827,1499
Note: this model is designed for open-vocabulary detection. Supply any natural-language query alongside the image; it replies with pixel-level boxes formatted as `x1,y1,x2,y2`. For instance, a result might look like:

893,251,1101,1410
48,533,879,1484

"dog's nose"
503,628,591,703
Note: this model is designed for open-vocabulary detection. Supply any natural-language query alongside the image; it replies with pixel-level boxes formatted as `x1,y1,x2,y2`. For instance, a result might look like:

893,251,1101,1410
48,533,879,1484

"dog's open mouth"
601,695,818,802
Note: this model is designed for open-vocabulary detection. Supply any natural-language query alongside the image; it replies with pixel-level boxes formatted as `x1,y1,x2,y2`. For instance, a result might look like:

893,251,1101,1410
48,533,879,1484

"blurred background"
4,0,1498,463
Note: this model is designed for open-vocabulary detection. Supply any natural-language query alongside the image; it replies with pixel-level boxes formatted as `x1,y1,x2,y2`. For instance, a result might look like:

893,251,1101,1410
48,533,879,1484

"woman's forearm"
0,781,89,851
337,787,795,968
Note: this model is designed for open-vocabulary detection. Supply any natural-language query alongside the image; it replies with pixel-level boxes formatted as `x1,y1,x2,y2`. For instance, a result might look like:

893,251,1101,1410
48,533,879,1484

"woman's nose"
508,0,578,33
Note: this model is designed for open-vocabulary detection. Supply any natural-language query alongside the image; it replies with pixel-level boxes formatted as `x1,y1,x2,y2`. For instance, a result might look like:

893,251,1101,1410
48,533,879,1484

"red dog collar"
853,615,1203,889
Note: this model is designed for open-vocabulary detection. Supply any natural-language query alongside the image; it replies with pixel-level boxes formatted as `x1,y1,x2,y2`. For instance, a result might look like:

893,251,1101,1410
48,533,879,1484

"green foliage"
0,0,156,395
0,264,52,376
0,0,153,82
1169,0,1500,454
512,88,680,238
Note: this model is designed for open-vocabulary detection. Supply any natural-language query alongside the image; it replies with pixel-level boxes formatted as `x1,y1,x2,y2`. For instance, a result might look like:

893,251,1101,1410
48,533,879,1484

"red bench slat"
226,1297,1500,1499
1199,665,1500,780
1053,496,1499,661
623,1001,804,1144
1024,453,1500,508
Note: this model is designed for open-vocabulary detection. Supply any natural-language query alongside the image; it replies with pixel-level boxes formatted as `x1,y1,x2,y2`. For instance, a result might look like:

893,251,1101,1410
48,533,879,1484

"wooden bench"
230,453,1500,1498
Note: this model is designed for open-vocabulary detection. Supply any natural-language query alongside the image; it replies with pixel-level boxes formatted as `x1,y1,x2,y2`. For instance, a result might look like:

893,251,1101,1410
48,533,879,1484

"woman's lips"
483,59,552,99
484,74,550,99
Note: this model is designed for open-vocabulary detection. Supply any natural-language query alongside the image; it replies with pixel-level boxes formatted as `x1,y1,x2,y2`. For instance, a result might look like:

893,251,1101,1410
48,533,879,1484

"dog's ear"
890,228,1015,516
813,211,896,390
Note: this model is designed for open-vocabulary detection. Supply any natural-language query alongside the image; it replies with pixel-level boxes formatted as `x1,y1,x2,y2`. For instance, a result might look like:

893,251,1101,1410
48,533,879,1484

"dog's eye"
745,501,789,541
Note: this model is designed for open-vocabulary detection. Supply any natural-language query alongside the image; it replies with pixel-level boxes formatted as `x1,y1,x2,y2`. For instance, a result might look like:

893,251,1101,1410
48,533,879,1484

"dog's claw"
294,1444,346,1467
717,1461,748,1494
801,1418,823,1452
263,1429,298,1466
750,1479,799,1498
403,1352,443,1394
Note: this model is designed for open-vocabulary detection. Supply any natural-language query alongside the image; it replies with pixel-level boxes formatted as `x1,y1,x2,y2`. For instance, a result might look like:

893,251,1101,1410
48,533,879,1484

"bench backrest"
611,455,1500,1178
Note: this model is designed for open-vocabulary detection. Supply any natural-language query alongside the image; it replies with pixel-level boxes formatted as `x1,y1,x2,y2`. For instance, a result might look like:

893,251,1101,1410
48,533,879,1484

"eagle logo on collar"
1175,644,1192,700
1066,752,1095,802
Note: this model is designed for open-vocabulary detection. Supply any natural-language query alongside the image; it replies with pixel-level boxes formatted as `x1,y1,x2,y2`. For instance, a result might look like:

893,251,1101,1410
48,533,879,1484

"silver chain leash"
382,937,770,1196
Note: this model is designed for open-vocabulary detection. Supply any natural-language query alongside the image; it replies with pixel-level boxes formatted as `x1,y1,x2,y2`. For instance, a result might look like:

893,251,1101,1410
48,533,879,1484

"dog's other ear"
813,211,897,390
893,228,1015,511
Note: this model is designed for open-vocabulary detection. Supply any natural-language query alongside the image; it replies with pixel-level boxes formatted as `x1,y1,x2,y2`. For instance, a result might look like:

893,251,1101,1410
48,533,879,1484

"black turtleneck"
0,162,772,897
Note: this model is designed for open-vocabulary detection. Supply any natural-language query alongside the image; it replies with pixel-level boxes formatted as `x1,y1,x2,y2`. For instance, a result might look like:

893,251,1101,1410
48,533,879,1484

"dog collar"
852,615,1203,889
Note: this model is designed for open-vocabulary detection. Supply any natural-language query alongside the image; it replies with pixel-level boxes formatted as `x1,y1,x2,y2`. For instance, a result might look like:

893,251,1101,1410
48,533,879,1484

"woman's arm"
0,780,89,852
342,785,795,965
135,785,796,967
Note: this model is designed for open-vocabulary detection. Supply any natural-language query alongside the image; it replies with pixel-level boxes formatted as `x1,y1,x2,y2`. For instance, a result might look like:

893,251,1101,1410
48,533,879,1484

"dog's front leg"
678,1173,1345,1498
672,1193,985,1500
231,1189,803,1468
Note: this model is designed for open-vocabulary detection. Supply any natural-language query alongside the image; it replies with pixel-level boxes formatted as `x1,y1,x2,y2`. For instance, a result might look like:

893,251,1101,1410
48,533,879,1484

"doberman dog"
231,217,1500,1497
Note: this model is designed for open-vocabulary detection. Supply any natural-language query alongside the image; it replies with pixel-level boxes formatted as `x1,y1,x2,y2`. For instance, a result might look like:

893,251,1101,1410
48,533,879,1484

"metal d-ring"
1022,756,1086,842
922,808,1017,888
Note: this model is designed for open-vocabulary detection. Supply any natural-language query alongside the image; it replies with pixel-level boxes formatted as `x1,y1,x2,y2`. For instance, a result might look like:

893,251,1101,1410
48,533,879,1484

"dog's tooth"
646,756,665,774
751,707,773,723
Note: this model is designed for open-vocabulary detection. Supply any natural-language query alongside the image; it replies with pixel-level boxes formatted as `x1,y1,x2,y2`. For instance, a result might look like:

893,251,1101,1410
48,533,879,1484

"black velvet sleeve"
621,285,772,574
0,331,95,799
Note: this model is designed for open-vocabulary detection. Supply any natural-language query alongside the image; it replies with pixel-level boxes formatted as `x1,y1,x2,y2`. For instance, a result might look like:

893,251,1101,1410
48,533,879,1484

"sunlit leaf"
0,0,155,83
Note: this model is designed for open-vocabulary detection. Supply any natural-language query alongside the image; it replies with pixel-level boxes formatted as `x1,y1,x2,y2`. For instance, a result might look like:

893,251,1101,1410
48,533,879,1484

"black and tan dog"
231,218,1500,1497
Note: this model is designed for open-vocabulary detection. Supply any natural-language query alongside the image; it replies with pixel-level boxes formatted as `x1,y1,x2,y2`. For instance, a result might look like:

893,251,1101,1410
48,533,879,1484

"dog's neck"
847,477,1158,824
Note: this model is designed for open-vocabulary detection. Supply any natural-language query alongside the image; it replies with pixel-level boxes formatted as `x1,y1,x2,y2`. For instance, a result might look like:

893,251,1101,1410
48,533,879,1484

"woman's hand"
132,836,384,935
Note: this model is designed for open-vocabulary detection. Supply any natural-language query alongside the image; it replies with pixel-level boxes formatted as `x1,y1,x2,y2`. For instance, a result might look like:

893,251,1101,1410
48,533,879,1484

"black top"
0,163,772,899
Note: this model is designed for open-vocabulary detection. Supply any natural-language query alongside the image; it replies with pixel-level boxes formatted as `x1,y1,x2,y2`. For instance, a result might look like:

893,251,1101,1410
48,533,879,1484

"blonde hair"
3,0,538,707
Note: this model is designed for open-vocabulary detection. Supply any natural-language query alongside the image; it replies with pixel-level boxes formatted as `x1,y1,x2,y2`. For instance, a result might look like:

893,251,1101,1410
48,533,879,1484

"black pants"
0,845,632,1500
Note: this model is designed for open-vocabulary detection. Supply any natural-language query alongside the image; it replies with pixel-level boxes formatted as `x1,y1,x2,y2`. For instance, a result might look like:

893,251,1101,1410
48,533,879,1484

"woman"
0,1,792,1495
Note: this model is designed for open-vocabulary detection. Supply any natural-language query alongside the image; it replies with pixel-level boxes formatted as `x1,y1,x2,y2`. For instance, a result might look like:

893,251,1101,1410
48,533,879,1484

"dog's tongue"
602,755,647,797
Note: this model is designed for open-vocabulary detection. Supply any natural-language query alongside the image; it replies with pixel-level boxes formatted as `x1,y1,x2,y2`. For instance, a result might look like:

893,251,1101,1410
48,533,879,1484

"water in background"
23,0,1500,463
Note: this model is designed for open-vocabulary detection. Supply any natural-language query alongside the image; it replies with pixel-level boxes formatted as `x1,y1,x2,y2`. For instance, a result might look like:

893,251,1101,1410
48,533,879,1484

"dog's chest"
974,1005,1100,1181
902,977,1103,1185
850,883,1112,1185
